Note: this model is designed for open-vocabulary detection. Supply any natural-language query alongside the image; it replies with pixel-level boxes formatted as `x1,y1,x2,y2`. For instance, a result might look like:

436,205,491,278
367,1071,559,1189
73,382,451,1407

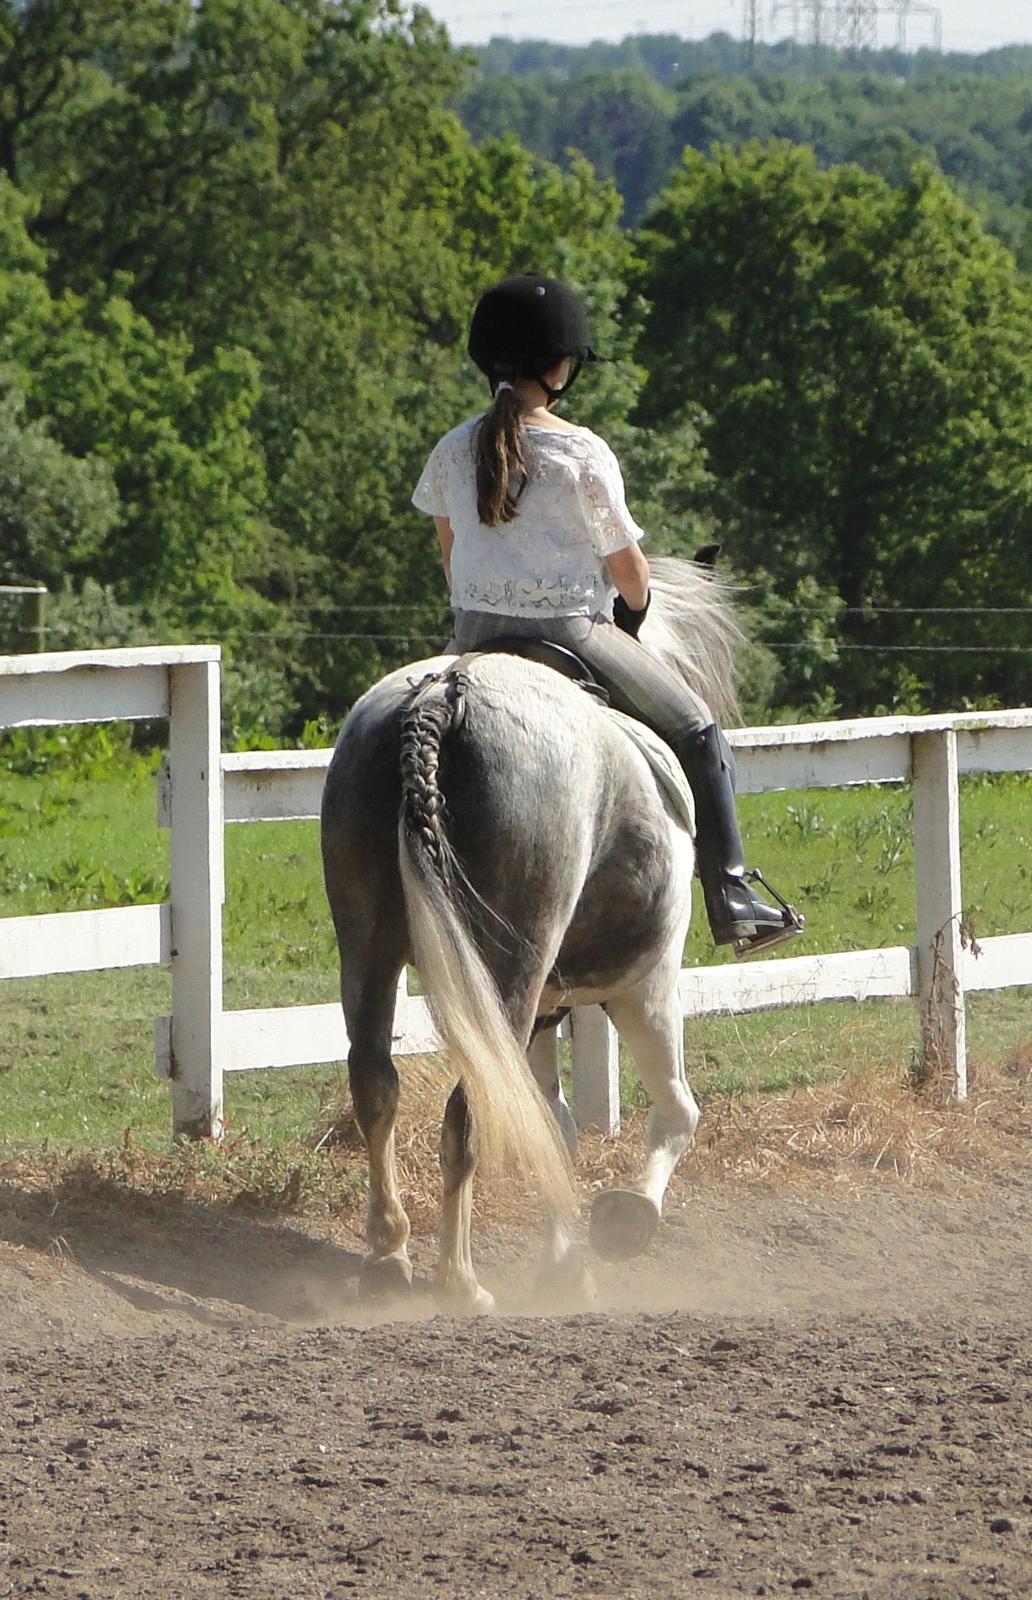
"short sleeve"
412,437,449,517
574,438,646,557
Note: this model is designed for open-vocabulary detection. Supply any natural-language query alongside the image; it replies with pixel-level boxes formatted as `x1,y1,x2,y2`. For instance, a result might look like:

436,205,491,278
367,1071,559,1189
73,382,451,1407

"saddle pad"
607,710,696,836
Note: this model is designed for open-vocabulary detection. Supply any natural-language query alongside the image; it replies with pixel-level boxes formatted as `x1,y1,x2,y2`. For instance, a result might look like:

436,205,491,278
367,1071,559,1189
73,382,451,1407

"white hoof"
589,1188,661,1262
435,1278,495,1317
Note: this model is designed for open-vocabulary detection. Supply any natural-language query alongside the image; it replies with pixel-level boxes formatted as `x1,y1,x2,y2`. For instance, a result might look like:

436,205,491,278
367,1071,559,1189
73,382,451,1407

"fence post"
18,587,47,652
168,658,224,1138
0,584,47,652
569,1005,621,1134
912,728,967,1100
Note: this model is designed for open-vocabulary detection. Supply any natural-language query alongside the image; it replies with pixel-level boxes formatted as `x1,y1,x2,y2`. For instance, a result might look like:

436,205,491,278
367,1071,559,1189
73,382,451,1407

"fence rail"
3,646,1032,1139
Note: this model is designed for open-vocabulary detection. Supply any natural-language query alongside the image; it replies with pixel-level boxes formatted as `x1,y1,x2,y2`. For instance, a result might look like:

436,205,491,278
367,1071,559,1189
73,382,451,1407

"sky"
429,0,1030,56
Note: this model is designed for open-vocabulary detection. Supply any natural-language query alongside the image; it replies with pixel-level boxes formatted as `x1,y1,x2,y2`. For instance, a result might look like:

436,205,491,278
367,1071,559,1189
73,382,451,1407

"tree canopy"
2,12,1030,725
635,144,1032,712
455,42,1032,247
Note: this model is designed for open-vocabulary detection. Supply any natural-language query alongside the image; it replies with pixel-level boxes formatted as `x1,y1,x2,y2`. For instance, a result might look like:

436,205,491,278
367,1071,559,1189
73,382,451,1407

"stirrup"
732,870,805,962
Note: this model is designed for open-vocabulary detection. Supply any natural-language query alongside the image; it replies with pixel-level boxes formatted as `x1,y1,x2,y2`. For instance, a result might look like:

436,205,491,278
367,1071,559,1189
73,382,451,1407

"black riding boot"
675,723,805,959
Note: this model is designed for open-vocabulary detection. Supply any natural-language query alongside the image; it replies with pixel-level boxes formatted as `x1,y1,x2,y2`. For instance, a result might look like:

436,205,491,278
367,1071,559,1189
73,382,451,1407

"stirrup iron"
732,869,806,961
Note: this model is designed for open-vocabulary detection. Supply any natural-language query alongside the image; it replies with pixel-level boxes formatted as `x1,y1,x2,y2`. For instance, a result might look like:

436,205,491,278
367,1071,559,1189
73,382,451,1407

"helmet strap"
539,358,583,404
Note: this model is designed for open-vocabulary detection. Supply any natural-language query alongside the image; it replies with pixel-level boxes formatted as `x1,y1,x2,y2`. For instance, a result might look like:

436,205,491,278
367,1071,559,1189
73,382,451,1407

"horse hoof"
359,1252,413,1301
436,1280,496,1317
589,1189,660,1262
534,1257,598,1313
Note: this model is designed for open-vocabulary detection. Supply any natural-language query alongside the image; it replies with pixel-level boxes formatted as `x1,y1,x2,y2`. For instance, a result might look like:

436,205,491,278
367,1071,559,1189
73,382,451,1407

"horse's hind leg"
341,941,413,1298
590,962,699,1262
436,1081,495,1315
528,1018,578,1156
527,1024,595,1309
435,981,543,1316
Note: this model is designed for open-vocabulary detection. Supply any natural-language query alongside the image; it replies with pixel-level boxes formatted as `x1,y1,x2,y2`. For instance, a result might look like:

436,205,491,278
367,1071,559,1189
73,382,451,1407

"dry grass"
296,1045,1032,1225
2,1050,1030,1237
679,1048,1032,1191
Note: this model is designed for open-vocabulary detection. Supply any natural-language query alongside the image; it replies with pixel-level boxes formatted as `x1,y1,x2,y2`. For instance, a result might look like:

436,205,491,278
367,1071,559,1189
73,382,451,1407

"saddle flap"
607,711,696,836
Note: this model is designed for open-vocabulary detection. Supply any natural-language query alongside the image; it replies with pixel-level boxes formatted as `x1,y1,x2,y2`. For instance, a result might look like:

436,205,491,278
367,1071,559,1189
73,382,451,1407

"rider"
412,270,803,958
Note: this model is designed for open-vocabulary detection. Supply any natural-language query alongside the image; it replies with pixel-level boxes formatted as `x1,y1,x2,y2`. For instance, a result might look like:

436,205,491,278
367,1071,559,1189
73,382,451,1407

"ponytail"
474,385,527,527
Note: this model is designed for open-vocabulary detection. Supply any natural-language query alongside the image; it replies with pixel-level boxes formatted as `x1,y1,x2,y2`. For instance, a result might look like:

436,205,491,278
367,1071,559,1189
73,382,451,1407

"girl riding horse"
412,271,803,958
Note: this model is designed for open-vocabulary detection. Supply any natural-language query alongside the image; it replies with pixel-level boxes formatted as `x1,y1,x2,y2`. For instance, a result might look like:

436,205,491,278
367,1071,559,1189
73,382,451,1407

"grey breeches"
450,609,712,742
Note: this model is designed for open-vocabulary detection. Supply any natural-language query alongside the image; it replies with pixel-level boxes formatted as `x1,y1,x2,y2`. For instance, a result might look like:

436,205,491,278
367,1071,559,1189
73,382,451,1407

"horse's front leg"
435,1082,495,1315
590,963,699,1262
527,1025,595,1308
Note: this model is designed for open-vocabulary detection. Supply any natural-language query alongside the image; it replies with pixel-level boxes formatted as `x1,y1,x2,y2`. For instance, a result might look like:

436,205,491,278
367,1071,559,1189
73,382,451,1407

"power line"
234,632,447,644
841,606,1032,616
761,640,1030,652
224,624,1030,649
435,0,695,22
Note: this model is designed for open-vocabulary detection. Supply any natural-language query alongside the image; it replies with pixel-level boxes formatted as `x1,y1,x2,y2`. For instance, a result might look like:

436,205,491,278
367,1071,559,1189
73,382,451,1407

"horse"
320,557,741,1313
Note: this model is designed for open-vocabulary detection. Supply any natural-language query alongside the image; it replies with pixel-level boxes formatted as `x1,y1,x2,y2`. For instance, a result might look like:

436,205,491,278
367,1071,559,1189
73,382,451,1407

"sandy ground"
2,1129,1031,1600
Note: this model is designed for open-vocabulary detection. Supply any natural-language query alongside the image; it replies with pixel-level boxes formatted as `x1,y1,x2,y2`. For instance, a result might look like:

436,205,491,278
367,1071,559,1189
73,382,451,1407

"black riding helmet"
467,271,598,401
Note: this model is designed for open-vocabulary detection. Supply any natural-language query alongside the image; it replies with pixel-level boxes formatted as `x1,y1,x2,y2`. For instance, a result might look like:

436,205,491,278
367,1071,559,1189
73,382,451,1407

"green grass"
1,729,1030,1155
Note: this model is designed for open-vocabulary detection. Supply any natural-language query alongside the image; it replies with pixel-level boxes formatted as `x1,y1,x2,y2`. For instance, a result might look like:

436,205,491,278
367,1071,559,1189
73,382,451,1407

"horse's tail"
397,667,576,1220
644,554,744,726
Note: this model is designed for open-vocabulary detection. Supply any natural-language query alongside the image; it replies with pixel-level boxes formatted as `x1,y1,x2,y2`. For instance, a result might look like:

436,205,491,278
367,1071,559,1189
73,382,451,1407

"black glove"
613,591,650,639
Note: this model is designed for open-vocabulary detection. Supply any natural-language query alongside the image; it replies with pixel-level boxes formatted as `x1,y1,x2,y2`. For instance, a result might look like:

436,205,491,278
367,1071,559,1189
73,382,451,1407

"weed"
875,831,907,875
854,884,893,917
781,803,827,841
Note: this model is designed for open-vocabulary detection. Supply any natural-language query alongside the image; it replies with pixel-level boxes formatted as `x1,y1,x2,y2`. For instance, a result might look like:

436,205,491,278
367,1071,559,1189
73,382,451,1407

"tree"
635,144,1032,712
0,390,118,587
0,5,711,725
0,165,268,631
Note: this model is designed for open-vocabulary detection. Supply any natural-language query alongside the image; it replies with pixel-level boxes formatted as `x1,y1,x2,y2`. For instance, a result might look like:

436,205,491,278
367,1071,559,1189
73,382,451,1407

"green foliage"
3,8,1032,726
0,1,652,725
0,391,118,585
635,145,1032,712
33,297,268,620
470,34,1032,87
458,40,1032,250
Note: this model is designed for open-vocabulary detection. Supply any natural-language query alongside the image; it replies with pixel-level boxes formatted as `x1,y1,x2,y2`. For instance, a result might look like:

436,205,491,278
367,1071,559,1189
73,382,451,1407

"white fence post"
911,728,967,1100
569,1004,621,1134
167,659,225,1138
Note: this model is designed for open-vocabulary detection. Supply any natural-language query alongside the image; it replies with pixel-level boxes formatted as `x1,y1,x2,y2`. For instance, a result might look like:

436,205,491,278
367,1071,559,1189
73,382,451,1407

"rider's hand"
613,591,651,639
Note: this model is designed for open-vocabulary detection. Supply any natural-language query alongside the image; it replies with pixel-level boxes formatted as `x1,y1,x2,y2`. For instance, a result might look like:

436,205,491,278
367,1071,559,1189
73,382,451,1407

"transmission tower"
894,0,943,49
743,0,763,65
770,0,941,53
837,0,879,49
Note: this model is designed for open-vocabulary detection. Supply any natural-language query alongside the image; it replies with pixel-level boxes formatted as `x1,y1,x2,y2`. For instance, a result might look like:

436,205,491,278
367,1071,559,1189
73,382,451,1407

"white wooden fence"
2,646,1031,1140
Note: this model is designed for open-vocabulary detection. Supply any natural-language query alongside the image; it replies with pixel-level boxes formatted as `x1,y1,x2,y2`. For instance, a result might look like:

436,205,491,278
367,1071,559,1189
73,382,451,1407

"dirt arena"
2,1109,1031,1600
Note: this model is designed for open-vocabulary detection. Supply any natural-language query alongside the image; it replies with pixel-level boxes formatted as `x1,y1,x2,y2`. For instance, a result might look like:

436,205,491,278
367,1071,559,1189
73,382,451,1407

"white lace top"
412,415,645,617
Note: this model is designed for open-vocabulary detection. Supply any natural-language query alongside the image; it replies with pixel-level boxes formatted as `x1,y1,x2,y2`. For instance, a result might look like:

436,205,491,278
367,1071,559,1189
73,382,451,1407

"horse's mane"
640,555,743,727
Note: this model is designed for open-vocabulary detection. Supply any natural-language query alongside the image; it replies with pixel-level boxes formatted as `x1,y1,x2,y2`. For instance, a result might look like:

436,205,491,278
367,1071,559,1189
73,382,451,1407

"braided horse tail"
398,667,575,1219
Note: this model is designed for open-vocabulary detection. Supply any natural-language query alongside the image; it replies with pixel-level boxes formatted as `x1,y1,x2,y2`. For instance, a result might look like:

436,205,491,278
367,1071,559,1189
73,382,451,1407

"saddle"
468,637,610,703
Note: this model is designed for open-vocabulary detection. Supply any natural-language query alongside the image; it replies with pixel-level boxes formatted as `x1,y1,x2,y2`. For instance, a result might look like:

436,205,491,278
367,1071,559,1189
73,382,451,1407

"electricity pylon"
770,0,942,52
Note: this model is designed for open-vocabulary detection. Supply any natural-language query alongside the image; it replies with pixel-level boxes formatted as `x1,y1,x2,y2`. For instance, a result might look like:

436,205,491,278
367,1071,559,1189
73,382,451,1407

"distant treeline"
470,33,1032,84
457,34,1032,243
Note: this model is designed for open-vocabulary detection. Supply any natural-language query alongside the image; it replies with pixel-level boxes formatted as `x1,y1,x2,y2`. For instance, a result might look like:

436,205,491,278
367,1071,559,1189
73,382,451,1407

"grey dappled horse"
320,558,740,1313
